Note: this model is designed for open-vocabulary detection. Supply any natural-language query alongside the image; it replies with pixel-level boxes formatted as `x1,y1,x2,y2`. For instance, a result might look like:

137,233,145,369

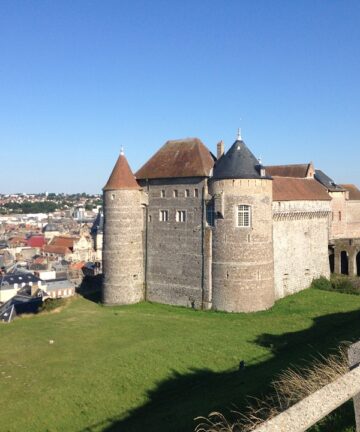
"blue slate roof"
0,273,41,289
314,169,345,192
212,139,271,180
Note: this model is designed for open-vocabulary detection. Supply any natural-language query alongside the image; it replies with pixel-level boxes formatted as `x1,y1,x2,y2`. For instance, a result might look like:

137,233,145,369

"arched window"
237,205,251,227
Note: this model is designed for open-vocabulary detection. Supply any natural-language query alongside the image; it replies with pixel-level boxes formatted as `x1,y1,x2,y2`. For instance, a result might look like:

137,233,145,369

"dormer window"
237,205,251,227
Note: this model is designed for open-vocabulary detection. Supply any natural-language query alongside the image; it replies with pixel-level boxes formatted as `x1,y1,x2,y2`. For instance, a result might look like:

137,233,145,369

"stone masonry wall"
346,201,360,238
141,178,208,309
329,191,347,240
210,178,275,312
273,200,331,299
102,189,144,305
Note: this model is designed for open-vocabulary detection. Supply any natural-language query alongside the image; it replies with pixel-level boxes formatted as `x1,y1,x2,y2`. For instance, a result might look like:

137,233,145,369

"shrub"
331,274,360,295
39,298,67,312
311,275,360,296
311,277,332,292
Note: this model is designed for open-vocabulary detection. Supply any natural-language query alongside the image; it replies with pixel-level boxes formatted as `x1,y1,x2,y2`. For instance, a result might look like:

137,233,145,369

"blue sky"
0,0,359,193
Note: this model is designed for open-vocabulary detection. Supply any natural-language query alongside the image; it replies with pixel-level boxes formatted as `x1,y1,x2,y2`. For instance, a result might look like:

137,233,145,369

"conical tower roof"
213,138,269,180
103,152,140,191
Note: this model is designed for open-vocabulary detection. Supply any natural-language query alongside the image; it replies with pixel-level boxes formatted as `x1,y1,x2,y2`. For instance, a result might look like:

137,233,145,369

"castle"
102,133,360,312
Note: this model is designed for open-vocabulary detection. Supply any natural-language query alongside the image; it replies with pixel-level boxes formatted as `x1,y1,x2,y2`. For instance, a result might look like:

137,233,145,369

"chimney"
217,141,224,159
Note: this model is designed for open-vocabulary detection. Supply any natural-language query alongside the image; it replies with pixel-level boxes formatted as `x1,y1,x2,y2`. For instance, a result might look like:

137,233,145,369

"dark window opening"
357,252,360,277
206,200,215,227
341,251,349,275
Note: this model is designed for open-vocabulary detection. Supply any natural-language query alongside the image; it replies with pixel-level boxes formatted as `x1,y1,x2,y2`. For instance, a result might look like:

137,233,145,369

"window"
194,189,199,198
173,190,178,198
185,189,190,197
206,201,215,226
111,194,115,200
161,190,165,198
339,211,342,221
237,205,251,227
159,210,169,222
176,210,186,222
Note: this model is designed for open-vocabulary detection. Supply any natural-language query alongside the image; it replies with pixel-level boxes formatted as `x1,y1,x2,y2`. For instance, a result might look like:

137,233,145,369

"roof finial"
237,128,242,141
120,146,124,156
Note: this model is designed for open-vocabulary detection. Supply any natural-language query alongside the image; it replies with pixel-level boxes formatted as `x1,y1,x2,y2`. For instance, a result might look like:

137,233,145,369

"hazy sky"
1,0,359,193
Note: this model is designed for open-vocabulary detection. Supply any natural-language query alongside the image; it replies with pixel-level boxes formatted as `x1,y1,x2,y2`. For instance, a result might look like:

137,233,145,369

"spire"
103,152,140,191
120,145,124,156
237,128,242,141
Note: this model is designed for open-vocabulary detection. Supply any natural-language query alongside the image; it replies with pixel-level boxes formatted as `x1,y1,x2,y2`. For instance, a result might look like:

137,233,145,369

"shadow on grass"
80,307,360,432
77,275,103,303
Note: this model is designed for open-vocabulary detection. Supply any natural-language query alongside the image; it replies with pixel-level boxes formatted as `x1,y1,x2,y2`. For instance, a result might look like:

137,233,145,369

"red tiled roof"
135,138,215,180
8,236,27,246
34,257,47,264
266,164,311,178
69,261,85,270
103,154,140,191
43,245,72,255
27,235,45,248
340,184,360,200
49,236,78,250
273,177,331,201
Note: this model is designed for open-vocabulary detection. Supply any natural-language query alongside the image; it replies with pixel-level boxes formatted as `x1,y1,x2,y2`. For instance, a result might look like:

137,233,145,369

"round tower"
210,133,274,312
102,149,144,305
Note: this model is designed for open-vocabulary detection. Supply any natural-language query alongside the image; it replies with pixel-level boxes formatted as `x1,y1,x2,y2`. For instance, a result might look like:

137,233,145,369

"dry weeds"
195,346,349,432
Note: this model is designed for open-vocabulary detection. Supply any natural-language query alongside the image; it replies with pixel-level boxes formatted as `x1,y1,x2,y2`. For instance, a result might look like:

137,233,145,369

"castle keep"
102,134,360,312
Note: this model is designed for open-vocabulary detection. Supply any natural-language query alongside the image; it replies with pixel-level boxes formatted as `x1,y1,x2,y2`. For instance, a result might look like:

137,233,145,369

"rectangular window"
194,189,199,198
176,210,186,222
237,205,251,227
173,190,178,198
339,211,342,221
206,200,215,227
159,210,169,222
161,190,165,198
185,189,190,197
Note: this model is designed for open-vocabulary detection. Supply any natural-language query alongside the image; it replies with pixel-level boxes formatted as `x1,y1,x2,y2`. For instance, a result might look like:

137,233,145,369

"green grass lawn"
2,288,360,432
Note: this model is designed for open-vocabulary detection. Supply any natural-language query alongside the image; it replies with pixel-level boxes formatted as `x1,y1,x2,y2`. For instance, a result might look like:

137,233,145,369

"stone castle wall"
273,200,331,299
328,191,347,239
102,189,144,305
346,201,360,238
210,178,275,312
140,178,208,309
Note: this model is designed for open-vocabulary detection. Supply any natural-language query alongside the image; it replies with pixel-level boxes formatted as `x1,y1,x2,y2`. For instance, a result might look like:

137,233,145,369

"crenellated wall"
273,200,331,299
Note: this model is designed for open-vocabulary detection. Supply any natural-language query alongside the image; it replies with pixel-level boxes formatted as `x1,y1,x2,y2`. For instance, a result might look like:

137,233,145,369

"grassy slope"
1,289,360,432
